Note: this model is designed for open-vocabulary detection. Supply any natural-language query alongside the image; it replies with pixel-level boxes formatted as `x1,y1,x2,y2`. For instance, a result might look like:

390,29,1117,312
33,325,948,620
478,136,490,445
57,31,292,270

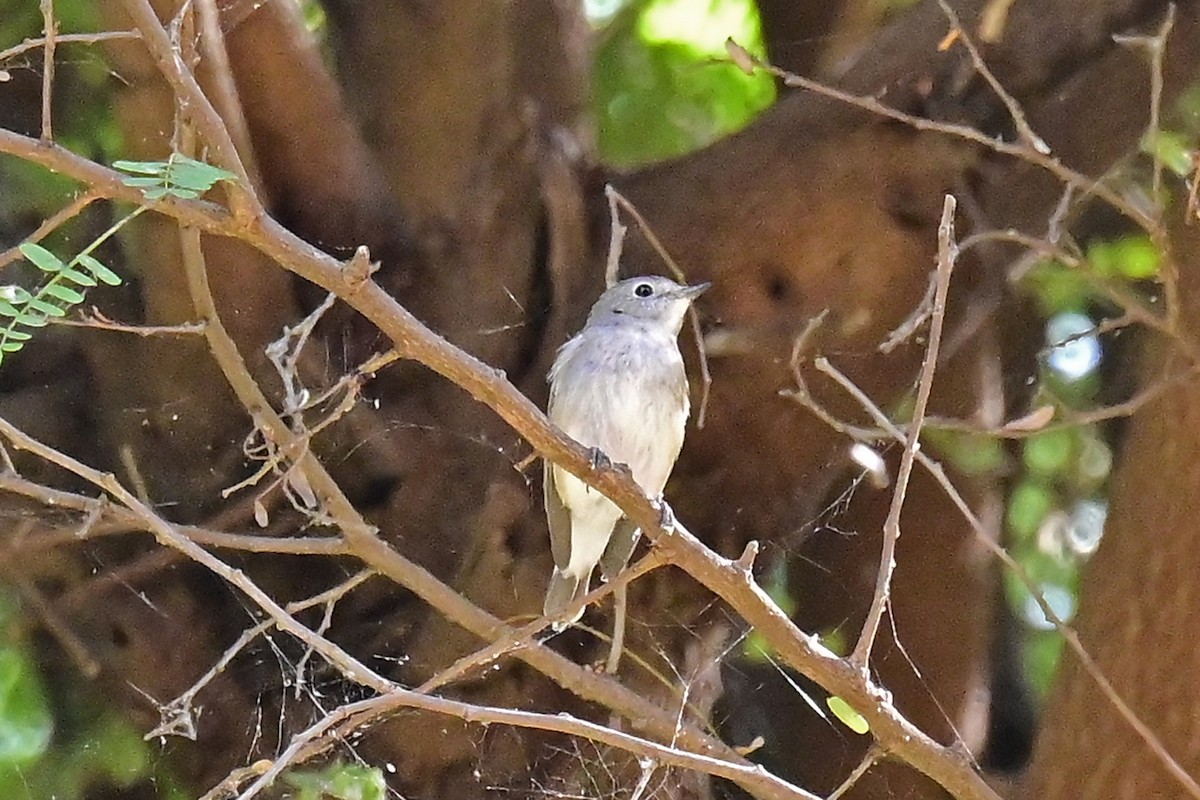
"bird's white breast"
548,323,689,497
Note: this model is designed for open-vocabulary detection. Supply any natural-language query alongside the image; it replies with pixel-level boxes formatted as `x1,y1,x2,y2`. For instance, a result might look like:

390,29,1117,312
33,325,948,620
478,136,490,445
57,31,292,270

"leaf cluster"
0,154,235,367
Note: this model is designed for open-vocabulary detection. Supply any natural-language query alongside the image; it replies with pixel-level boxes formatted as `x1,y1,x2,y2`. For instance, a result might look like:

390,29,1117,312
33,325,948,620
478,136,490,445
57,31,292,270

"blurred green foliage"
0,594,52,769
285,761,387,800
741,559,797,664
1003,223,1168,695
0,588,186,800
0,707,188,800
0,0,122,234
592,0,775,167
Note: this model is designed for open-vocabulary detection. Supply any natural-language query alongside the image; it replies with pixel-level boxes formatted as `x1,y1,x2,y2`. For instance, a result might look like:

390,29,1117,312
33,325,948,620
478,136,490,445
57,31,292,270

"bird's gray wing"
600,517,641,582
544,460,572,570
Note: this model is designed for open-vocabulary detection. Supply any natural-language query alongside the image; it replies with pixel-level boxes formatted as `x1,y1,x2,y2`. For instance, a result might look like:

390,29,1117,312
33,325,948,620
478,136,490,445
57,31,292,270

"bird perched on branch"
543,275,708,629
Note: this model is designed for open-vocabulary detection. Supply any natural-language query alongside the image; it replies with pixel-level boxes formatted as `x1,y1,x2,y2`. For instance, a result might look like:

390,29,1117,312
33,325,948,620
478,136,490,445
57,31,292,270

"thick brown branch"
0,126,999,800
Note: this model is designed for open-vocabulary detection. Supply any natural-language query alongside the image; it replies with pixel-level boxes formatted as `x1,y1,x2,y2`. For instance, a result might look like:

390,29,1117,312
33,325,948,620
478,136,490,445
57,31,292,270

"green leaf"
112,159,169,175
120,176,165,188
1022,260,1091,314
162,187,200,200
0,647,53,764
0,342,25,353
594,0,775,167
27,298,66,318
0,302,20,318
285,762,387,800
924,428,1007,476
18,243,64,273
14,313,49,328
76,255,121,287
0,287,32,304
42,284,86,304
3,330,31,341
166,156,236,191
60,268,98,288
826,696,869,735
1086,240,1119,278
142,187,170,201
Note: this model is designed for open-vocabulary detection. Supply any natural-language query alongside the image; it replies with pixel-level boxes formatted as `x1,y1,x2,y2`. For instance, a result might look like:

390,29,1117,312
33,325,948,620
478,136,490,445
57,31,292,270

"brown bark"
1026,290,1196,796
1023,186,1200,799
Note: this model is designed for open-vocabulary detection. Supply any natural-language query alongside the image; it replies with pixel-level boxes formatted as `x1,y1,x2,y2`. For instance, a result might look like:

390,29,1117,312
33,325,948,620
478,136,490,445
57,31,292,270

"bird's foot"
652,495,676,533
588,446,613,471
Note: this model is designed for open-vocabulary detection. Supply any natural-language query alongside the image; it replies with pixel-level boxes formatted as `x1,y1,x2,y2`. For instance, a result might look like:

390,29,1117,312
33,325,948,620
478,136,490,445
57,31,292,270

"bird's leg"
651,495,676,533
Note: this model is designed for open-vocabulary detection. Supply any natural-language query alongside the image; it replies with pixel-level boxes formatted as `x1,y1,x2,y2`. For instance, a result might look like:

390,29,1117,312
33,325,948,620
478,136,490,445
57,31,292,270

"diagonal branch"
0,125,1000,800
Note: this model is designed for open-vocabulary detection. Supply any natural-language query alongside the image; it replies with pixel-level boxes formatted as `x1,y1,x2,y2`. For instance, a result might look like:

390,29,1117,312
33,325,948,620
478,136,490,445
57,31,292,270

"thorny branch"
0,70,1002,800
9,2,1191,799
0,1,1010,792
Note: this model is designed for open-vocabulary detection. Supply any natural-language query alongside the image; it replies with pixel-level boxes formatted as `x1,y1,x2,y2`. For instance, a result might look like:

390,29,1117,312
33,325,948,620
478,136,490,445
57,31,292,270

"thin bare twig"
0,192,97,271
851,195,959,672
604,185,628,288
39,0,56,141
148,570,376,741
228,687,822,800
0,474,346,556
936,0,1050,155
724,40,1154,232
922,361,1199,438
117,0,254,196
0,415,394,694
418,552,664,696
52,312,207,337
814,358,1200,800
0,30,140,66
827,747,881,800
1113,4,1176,207
1114,4,1180,328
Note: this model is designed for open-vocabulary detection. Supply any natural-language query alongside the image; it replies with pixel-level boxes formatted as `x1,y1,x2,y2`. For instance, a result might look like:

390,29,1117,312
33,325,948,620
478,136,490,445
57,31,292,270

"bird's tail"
543,567,591,631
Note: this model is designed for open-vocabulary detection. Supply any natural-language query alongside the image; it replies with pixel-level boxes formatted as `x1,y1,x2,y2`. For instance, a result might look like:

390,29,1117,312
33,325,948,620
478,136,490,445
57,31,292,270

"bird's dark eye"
634,283,653,298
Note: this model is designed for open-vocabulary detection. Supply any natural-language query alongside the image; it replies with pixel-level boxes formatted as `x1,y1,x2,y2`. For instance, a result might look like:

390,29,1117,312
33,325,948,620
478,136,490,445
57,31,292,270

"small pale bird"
543,275,708,627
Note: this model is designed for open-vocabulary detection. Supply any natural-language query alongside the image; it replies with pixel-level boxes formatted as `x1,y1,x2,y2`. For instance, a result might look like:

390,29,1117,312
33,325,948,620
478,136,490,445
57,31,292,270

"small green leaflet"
76,254,122,286
826,696,870,735
114,154,237,200
0,243,125,366
17,243,64,273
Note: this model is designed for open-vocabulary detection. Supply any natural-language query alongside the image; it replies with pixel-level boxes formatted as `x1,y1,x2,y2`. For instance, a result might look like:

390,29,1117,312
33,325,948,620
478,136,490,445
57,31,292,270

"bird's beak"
678,282,711,302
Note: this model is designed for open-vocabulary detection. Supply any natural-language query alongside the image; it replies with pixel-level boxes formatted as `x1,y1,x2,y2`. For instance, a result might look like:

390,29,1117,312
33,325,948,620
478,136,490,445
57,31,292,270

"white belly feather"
548,324,689,580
